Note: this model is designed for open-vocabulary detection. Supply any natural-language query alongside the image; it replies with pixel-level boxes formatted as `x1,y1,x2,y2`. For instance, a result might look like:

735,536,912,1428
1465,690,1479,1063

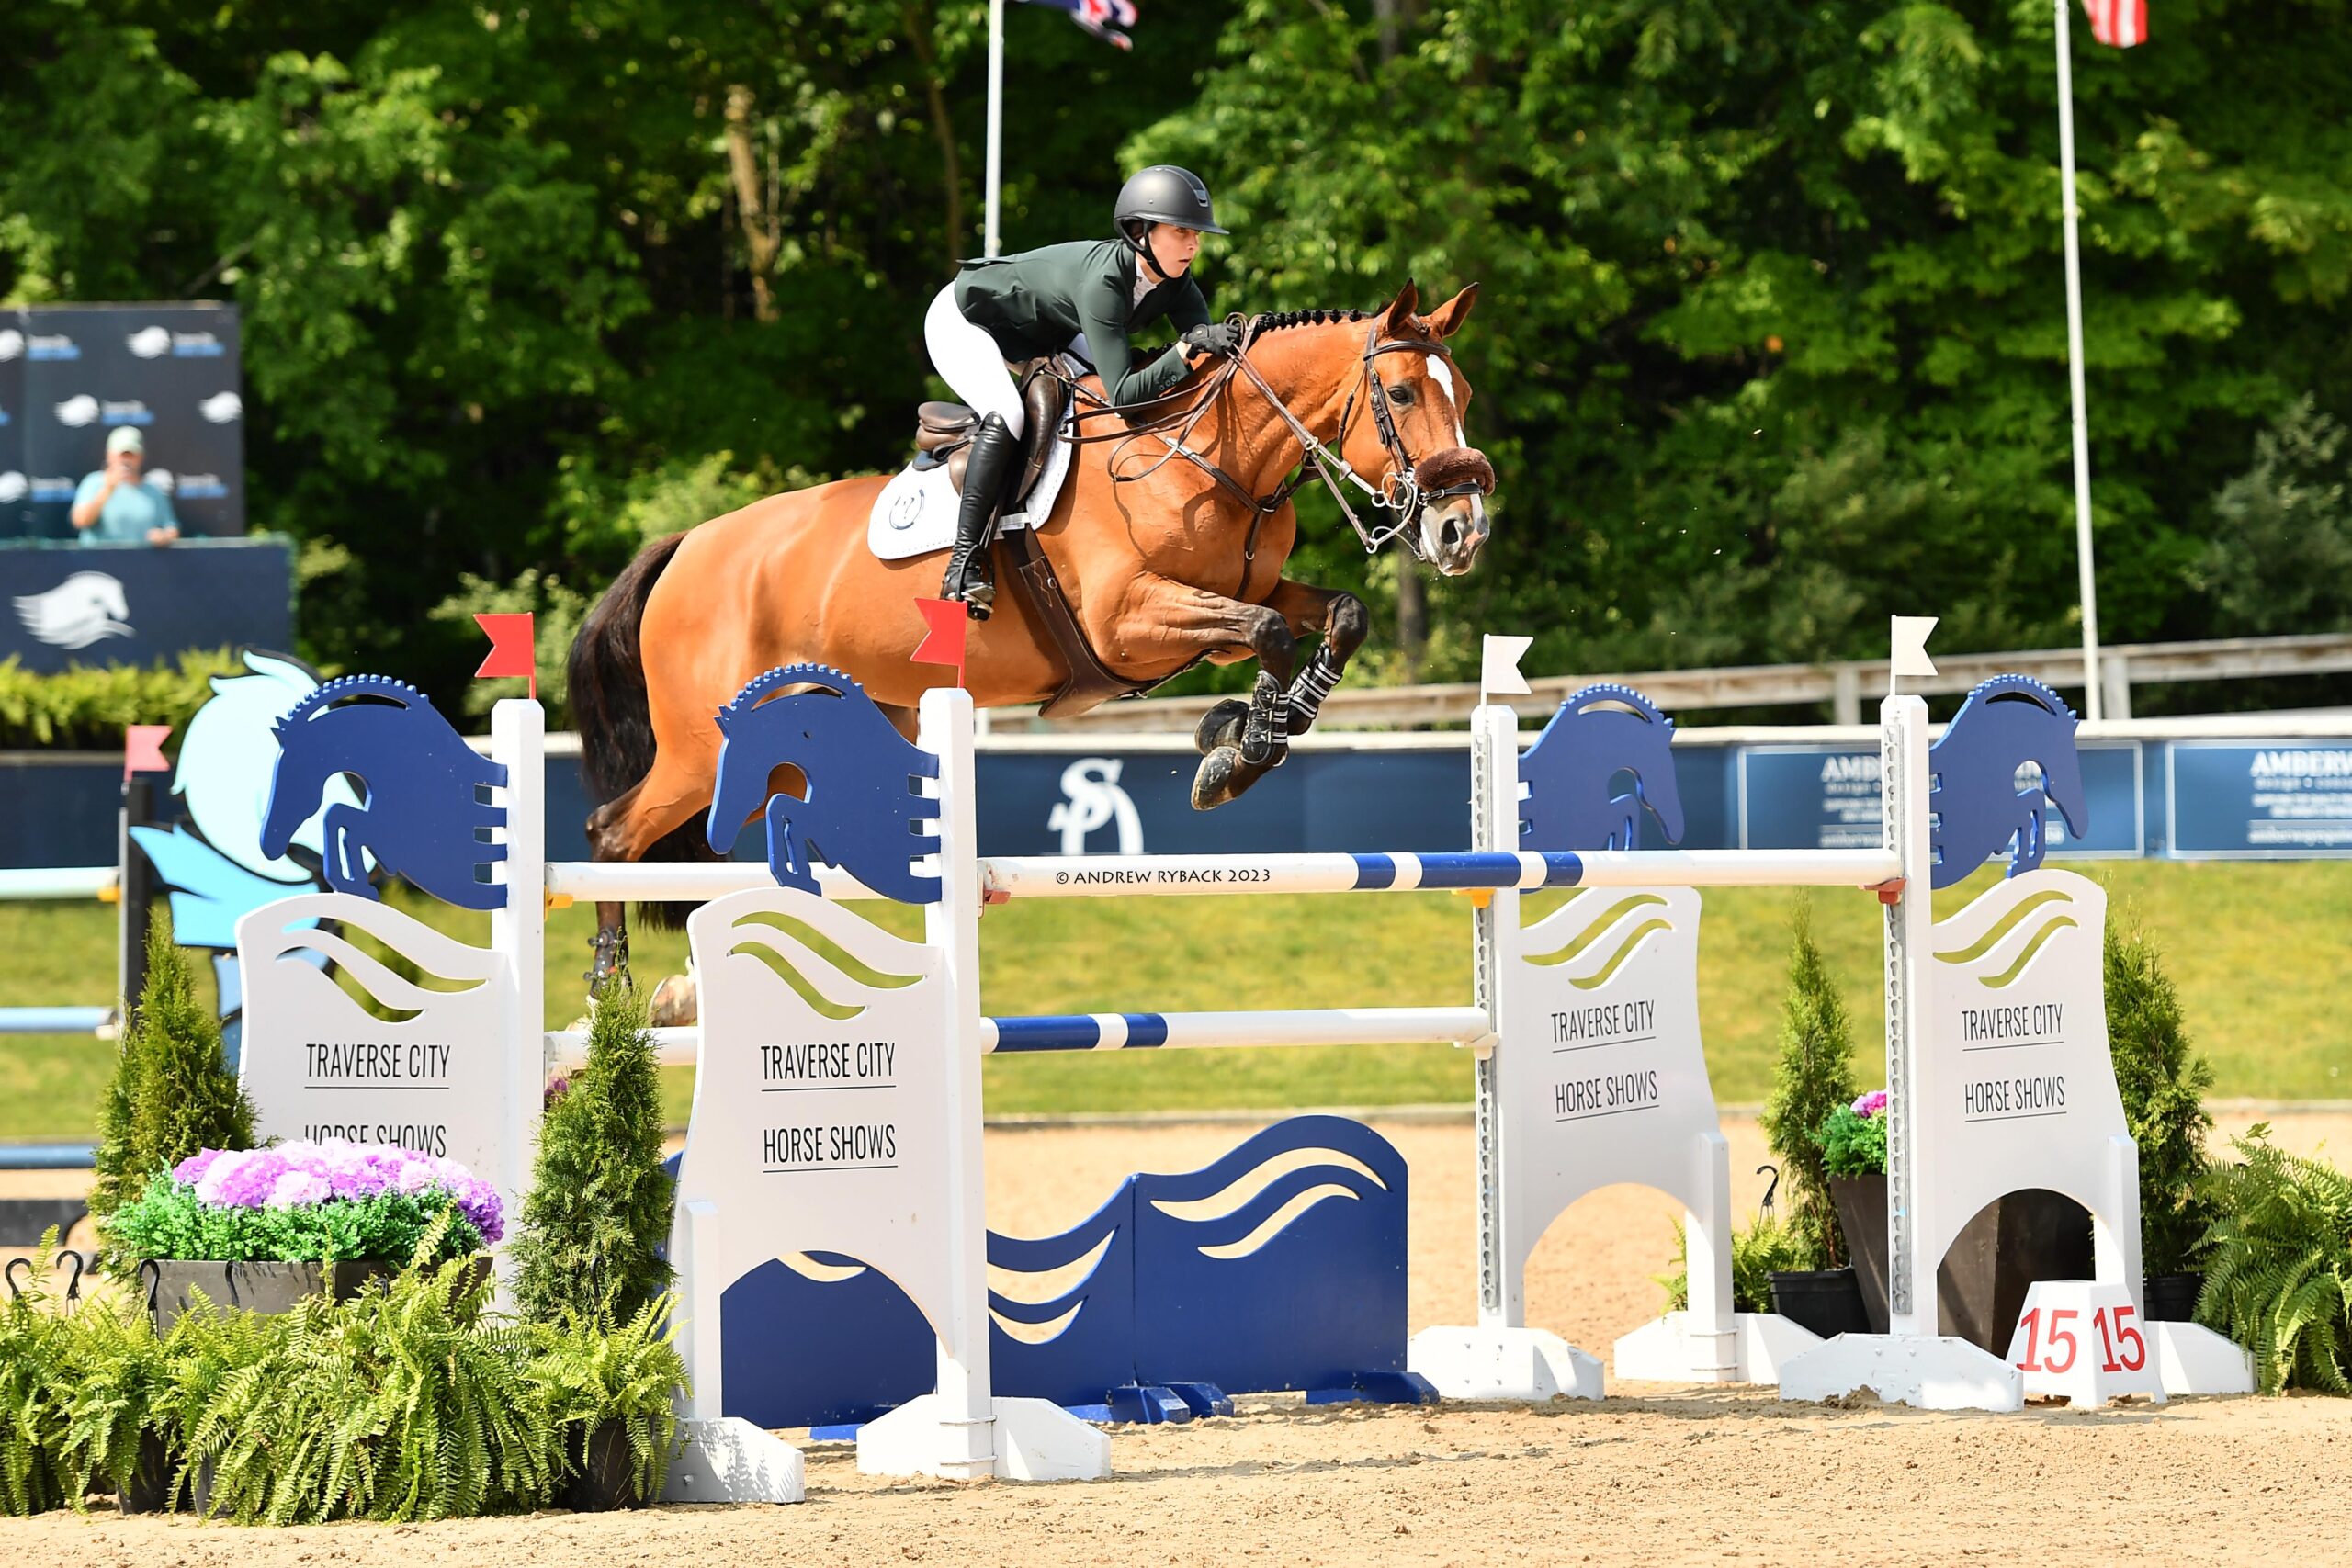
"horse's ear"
1381,280,1420,335
1424,283,1479,339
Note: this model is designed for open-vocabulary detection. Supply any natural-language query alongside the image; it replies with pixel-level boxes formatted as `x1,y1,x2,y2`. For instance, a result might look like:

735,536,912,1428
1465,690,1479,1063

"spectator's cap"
106,427,144,457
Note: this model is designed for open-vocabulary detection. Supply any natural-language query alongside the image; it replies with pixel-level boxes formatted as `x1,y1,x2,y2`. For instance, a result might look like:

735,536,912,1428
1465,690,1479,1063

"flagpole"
984,0,1005,258
2054,0,2104,721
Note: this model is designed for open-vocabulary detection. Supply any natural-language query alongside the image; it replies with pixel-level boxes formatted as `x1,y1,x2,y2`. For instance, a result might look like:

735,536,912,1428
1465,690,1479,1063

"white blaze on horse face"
1426,357,1468,449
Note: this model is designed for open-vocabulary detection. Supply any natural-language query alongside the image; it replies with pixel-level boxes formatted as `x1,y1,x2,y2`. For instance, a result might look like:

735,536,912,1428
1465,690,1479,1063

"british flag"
1018,0,1138,51
2081,0,2146,47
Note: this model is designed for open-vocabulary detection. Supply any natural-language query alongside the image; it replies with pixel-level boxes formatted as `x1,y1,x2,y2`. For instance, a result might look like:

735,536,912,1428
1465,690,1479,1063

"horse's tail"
568,532,709,927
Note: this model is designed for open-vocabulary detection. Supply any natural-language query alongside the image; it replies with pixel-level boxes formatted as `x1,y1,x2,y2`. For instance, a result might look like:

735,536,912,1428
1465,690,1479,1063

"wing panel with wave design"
232,892,518,1221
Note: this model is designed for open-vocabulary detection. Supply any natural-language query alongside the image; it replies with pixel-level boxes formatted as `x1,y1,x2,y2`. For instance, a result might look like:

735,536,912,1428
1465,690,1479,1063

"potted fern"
509,984,682,1508
0,1236,70,1516
1758,897,1870,1337
2193,1127,2352,1393
2106,914,2218,1318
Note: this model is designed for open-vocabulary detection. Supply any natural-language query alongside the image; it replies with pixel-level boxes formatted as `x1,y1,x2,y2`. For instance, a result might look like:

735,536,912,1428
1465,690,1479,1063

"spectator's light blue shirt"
73,471,179,545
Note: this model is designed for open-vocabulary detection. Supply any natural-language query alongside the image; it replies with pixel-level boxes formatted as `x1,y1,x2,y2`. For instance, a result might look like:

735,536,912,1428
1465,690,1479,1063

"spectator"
71,426,179,547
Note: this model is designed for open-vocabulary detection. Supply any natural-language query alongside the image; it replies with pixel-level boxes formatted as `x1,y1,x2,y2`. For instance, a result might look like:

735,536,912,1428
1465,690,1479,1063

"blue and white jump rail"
220,637,2261,1503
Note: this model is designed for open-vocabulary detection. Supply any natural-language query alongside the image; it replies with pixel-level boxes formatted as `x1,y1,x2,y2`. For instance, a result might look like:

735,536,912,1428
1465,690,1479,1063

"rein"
1053,313,1487,565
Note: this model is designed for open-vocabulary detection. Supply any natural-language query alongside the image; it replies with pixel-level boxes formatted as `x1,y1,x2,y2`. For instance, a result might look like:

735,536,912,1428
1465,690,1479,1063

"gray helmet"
1114,165,1228,238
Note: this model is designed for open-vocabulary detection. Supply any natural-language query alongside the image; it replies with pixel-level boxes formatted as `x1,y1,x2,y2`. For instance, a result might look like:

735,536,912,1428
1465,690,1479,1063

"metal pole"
2055,0,2104,721
984,0,1005,258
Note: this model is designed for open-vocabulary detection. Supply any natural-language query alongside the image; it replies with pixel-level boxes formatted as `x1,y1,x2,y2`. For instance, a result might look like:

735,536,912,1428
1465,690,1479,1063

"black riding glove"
1182,321,1241,359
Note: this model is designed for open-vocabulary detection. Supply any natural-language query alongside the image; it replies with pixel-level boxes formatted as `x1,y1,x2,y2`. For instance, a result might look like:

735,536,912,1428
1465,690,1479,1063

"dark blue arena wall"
12,727,2352,871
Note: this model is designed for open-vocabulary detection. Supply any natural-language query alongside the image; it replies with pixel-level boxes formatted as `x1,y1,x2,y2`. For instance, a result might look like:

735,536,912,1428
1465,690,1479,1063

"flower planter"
2143,1271,2204,1323
1829,1175,2092,1350
1767,1268,1871,1339
141,1255,492,1335
562,1418,648,1512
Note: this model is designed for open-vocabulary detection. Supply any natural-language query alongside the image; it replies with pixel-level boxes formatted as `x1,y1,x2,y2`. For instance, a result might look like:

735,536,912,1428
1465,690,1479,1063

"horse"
1927,675,2087,887
1517,684,1687,852
568,282,1496,989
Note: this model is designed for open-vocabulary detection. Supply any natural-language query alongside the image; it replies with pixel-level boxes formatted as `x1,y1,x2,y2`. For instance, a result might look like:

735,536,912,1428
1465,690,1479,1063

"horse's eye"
1385,383,1415,406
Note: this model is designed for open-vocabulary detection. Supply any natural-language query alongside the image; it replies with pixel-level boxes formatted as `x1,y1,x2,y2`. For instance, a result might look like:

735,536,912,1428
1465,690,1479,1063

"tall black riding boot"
942,412,1020,620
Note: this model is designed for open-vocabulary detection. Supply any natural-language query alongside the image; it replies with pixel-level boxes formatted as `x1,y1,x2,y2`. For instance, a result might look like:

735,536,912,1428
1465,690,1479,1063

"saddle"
910,357,1068,508
905,357,1148,720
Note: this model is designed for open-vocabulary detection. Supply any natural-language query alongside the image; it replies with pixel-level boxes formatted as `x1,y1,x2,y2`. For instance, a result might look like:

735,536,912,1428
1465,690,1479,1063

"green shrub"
1657,1213,1811,1314
1815,1102,1888,1177
49,1290,172,1508
0,649,243,750
2195,1126,2352,1394
526,1298,687,1502
1759,896,1860,1269
89,914,255,1222
0,1235,69,1516
2106,913,2218,1276
510,984,675,1327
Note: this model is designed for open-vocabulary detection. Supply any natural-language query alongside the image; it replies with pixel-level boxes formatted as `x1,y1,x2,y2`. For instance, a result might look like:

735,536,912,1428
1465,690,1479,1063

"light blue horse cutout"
127,650,359,1065
1518,683,1687,852
261,675,510,910
703,664,942,906
1928,675,2087,889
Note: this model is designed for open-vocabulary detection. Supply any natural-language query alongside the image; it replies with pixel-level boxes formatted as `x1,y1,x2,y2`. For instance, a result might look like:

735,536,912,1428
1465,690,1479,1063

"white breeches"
924,283,1026,438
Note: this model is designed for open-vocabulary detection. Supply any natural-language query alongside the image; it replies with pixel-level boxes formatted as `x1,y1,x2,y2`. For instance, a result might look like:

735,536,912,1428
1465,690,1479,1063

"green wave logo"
1934,891,2080,990
727,914,923,1021
1568,919,1674,990
1526,893,1669,969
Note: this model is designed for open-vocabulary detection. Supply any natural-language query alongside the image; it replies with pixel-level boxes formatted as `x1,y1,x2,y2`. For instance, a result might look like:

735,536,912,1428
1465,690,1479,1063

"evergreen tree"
90,916,254,1219
511,984,675,1326
2106,912,2217,1276
1760,896,1860,1270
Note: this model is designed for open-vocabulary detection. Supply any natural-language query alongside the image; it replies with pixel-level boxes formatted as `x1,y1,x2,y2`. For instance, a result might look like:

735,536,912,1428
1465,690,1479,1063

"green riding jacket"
953,238,1210,412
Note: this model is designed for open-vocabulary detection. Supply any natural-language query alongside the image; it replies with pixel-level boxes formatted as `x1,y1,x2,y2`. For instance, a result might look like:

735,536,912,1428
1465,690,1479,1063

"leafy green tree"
2195,397,2352,637
90,916,254,1221
2106,911,2217,1276
1760,896,1860,1270
510,985,674,1327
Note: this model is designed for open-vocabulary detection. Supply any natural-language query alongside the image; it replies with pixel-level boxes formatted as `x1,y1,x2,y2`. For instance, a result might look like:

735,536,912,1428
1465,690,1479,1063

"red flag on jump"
474,612,537,700
2081,0,2145,47
911,597,969,689
124,724,171,780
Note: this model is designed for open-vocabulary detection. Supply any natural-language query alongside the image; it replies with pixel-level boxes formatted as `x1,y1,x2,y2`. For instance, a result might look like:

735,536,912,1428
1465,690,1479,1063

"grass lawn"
4,858,2349,1143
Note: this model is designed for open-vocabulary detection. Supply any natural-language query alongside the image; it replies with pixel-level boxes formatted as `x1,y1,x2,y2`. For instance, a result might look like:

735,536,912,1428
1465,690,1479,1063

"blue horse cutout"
1519,683,1687,852
696,1115,1415,1428
704,664,942,906
1928,675,2087,889
261,676,510,910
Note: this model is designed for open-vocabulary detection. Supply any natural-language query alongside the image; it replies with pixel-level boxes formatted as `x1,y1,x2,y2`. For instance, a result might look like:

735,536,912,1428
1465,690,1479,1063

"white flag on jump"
1481,635,1534,702
1890,615,1939,687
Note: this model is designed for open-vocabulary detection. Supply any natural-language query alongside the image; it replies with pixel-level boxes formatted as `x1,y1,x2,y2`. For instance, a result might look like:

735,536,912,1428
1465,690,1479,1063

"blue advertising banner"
2165,741,2352,857
0,538,290,673
1736,740,2145,861
3,302,243,541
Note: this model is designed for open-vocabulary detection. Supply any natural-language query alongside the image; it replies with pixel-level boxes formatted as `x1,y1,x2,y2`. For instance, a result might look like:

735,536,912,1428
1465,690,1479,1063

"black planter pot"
2144,1271,2205,1323
1829,1175,2094,1352
142,1255,492,1334
118,1429,176,1515
1768,1268,1871,1340
563,1419,647,1512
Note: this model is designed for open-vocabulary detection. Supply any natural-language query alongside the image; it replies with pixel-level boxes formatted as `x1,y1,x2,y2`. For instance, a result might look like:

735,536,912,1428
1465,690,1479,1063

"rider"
924,164,1242,618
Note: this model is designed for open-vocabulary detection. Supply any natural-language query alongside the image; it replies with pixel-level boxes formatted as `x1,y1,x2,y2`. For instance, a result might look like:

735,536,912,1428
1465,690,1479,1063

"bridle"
1058,313,1491,565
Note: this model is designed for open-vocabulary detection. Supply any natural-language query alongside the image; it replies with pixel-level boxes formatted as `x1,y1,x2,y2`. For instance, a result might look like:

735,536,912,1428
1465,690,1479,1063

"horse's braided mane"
1246,308,1370,334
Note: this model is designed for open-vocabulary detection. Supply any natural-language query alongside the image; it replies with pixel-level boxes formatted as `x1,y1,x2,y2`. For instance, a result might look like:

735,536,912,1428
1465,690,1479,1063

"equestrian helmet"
1114,165,1228,237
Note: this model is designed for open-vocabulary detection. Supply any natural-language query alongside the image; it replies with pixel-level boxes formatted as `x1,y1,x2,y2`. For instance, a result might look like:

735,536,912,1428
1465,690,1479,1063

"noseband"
1064,314,1495,565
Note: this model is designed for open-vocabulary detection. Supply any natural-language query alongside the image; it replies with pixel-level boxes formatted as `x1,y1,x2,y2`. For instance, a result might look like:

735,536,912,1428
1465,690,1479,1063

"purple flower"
266,1169,332,1208
1852,1089,1890,1119
173,1148,223,1186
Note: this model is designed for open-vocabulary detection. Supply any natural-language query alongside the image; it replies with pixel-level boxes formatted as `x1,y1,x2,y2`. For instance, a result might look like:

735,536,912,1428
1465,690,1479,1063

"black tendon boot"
942,412,1020,619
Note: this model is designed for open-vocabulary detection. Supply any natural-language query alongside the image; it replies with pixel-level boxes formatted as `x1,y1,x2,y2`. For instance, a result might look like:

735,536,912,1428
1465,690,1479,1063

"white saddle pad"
866,380,1080,562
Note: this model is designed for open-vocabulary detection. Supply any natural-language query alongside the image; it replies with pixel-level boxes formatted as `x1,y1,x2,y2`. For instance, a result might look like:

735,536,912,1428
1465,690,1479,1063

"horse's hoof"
650,972,700,1028
1192,745,1247,810
1194,698,1250,757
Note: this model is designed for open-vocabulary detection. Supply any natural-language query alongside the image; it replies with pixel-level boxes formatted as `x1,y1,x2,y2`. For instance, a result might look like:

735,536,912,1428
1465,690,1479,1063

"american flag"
1017,0,1137,51
2081,0,2145,47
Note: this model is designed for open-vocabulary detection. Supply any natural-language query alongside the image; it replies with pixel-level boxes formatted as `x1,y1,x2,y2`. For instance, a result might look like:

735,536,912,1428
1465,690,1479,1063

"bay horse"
569,282,1495,988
